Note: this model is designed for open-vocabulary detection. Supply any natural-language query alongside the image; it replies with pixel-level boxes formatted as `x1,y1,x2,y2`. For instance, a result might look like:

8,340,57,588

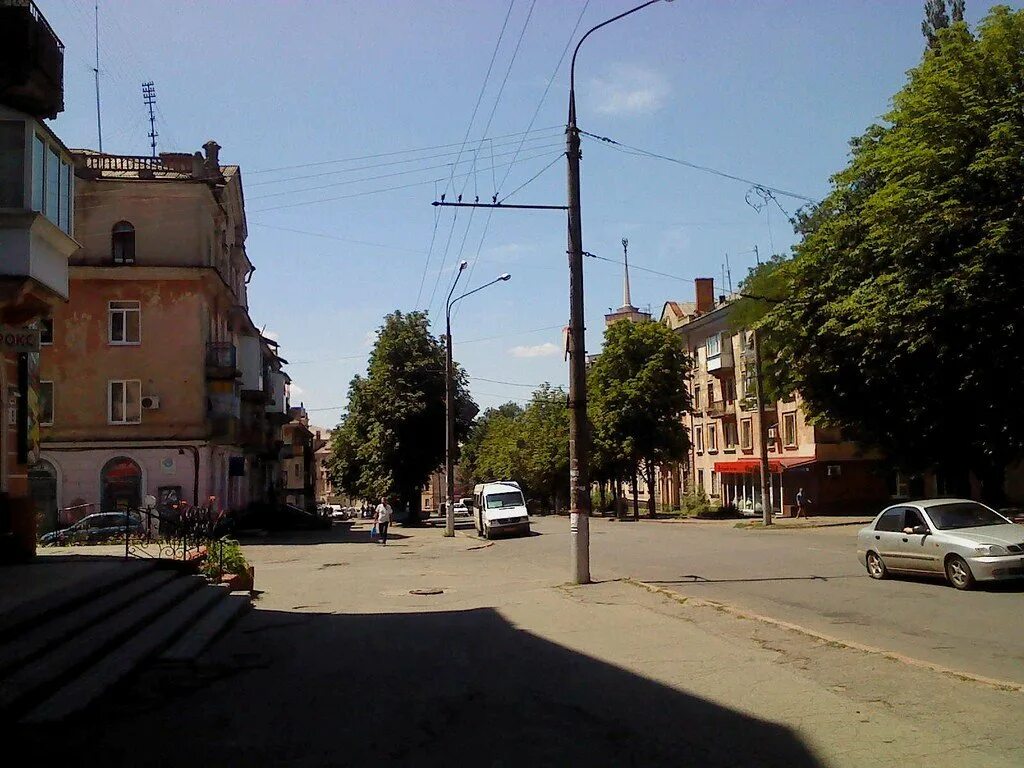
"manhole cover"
409,588,444,596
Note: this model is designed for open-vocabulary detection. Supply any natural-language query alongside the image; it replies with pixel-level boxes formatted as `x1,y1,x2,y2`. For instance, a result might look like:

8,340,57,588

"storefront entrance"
100,457,142,512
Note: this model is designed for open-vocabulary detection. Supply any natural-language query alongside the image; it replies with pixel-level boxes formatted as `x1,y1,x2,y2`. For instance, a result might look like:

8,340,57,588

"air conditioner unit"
141,395,160,410
767,425,778,439
826,464,842,477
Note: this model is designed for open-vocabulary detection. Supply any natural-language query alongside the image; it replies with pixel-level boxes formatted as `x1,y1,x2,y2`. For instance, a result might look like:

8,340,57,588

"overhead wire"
416,0,517,312
247,130,563,187
580,130,818,204
447,0,539,311
493,0,591,197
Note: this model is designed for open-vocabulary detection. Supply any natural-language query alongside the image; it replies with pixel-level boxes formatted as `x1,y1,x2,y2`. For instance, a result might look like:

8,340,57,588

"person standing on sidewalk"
795,488,812,518
375,497,393,545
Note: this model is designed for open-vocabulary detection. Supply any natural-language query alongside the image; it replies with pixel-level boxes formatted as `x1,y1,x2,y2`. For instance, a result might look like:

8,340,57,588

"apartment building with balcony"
280,406,323,511
35,141,291,530
662,278,890,516
0,0,79,560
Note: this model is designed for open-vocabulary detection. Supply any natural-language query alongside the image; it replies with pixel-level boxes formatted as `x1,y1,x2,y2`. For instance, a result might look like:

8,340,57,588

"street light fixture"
565,0,673,584
444,272,512,538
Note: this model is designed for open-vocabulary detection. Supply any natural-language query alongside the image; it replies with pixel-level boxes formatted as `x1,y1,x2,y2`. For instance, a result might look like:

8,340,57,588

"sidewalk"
15,522,1022,766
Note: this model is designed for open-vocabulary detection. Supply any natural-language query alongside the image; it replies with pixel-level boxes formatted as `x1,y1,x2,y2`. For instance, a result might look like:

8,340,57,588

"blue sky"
39,0,1019,428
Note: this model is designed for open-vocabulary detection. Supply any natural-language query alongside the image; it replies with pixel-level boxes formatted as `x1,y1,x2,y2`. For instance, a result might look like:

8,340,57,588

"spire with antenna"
621,237,634,310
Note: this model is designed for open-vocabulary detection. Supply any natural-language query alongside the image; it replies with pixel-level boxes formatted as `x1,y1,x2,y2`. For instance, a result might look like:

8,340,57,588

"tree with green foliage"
461,403,524,489
328,311,475,522
518,385,570,512
589,320,692,518
923,0,966,48
750,6,1024,502
460,387,571,512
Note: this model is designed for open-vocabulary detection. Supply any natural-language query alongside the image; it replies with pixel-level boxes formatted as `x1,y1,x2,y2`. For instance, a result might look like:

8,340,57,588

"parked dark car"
40,512,144,545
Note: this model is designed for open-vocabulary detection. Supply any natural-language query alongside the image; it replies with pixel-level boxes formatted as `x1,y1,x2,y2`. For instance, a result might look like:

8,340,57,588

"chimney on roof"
718,294,726,305
202,140,221,173
695,277,715,314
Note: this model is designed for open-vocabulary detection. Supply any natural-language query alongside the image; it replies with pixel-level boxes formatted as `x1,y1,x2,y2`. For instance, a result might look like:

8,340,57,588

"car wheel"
945,554,975,590
865,551,887,580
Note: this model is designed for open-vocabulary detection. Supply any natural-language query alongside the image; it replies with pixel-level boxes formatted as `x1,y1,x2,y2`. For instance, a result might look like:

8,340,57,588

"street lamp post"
566,0,672,585
444,272,512,538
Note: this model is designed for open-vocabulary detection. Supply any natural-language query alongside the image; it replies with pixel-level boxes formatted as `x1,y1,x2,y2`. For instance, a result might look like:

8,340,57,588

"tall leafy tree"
461,403,525,489
923,0,966,47
328,311,475,522
518,385,570,511
589,320,692,517
756,7,1024,501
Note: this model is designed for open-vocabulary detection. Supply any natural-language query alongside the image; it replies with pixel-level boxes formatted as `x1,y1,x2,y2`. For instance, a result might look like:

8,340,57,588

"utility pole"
752,329,773,526
566,87,591,584
142,81,158,158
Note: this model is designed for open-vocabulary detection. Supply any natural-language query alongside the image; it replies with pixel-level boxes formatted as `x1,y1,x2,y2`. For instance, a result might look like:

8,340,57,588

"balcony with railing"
706,399,729,418
0,0,65,118
206,342,239,380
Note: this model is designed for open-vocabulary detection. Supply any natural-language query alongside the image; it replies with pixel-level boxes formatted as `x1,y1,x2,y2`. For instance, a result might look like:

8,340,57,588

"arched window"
111,221,136,264
101,456,142,512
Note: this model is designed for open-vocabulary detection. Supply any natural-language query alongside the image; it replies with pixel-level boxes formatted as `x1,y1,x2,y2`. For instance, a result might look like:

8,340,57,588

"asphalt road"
472,515,1024,685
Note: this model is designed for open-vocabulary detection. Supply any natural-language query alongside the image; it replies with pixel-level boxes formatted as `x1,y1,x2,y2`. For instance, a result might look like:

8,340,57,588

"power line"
249,125,560,175
447,0,538,303
250,222,427,254
580,130,818,204
498,152,563,204
416,0,518,312
494,0,591,196
247,131,563,187
249,144,563,201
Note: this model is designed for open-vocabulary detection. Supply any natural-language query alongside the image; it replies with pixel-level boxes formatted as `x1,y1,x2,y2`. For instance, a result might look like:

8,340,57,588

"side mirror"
912,525,929,535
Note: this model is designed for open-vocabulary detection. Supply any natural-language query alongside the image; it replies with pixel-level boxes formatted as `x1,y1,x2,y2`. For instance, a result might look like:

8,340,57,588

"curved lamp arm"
450,274,512,313
568,0,671,124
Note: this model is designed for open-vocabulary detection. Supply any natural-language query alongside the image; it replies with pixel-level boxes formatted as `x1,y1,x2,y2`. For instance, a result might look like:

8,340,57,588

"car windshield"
486,491,524,509
927,502,1007,530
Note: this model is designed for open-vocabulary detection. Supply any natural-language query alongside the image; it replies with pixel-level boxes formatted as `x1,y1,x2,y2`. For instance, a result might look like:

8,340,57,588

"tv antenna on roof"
142,81,158,158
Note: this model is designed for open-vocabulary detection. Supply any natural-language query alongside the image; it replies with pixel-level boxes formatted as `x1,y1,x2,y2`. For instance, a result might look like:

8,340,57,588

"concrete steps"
0,560,251,722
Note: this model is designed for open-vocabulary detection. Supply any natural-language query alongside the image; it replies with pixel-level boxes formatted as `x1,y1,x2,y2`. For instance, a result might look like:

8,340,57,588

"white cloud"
509,342,560,358
362,330,376,347
590,64,669,116
263,330,280,341
290,383,304,397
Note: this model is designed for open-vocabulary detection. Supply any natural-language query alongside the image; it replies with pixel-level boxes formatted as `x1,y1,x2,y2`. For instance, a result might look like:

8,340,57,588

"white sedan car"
856,499,1024,590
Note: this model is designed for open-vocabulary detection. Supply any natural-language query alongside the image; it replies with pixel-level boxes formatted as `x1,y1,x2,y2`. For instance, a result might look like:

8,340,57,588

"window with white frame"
740,418,753,450
706,333,721,358
711,471,719,495
39,381,54,426
694,426,704,453
708,423,718,451
782,412,798,447
108,380,142,424
697,469,704,490
693,385,701,410
109,301,141,344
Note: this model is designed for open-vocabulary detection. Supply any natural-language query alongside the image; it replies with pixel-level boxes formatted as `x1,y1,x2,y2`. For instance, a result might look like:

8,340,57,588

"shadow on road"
651,573,863,586
235,523,408,546
16,606,825,767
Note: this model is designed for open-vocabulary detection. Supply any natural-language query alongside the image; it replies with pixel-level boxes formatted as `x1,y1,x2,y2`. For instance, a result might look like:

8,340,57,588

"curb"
623,577,1024,694
734,519,872,530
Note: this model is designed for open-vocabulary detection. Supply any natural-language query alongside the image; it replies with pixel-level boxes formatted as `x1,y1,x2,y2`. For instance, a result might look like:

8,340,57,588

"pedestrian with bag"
375,496,393,546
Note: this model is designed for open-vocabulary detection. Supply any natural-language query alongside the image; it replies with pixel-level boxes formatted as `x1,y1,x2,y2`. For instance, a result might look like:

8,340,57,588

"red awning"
713,457,816,474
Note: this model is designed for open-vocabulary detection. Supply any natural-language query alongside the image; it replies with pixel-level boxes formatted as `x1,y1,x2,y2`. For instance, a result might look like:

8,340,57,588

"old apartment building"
662,278,890,515
35,141,291,529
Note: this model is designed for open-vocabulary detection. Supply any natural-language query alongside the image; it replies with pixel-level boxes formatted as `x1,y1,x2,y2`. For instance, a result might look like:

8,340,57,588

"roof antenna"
725,252,733,295
142,81,158,158
93,2,103,152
